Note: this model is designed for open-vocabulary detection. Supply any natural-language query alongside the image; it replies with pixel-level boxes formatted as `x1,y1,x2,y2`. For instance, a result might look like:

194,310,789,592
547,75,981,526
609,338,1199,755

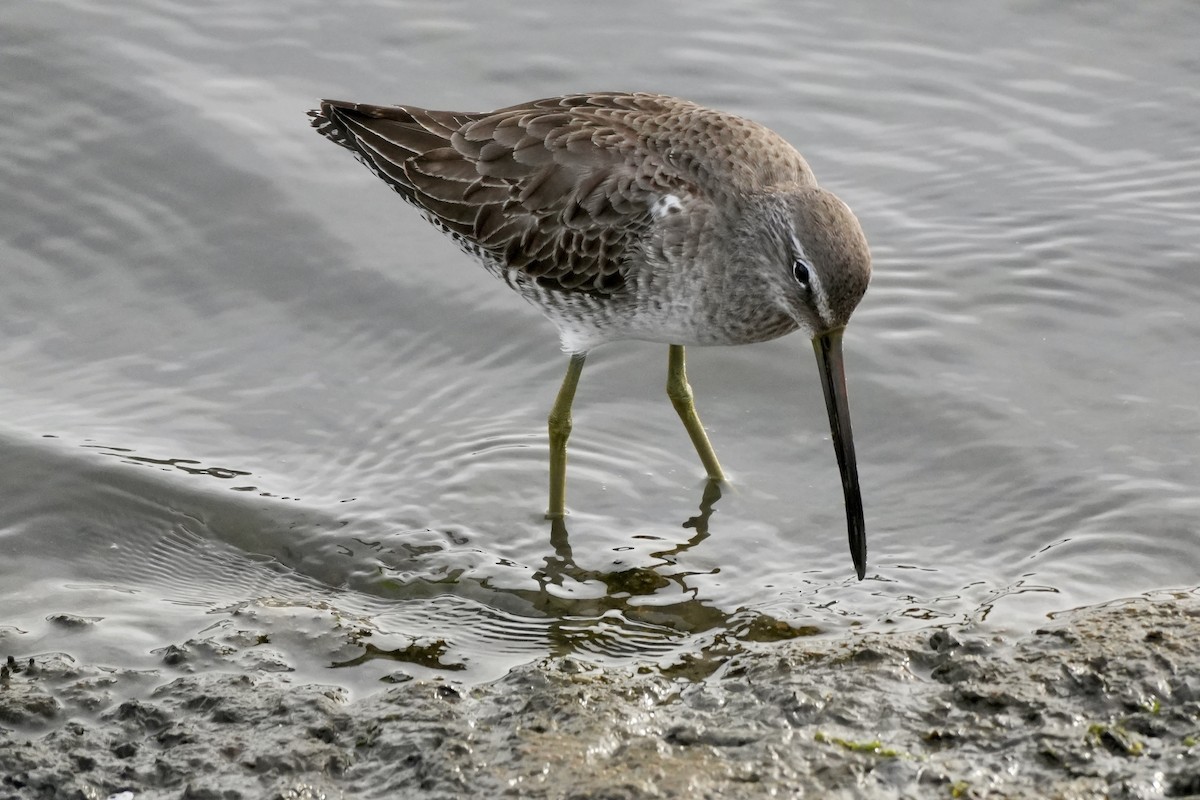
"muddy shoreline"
3,590,1199,799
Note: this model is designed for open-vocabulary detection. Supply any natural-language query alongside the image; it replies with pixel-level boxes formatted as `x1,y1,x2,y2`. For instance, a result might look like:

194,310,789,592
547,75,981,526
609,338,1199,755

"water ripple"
2,0,1199,685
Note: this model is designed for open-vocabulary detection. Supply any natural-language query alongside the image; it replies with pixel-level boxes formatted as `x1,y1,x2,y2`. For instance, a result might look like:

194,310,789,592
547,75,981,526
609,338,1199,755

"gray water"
2,0,1198,691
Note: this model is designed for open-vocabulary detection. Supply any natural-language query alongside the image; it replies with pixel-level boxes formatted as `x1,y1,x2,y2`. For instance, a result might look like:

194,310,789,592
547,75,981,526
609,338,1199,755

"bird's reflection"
659,476,721,560
491,479,816,670
510,479,734,652
350,479,820,674
537,478,721,594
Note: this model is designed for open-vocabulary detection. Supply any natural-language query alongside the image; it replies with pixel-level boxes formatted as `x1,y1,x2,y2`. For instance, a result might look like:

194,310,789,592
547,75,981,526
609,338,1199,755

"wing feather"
309,93,815,295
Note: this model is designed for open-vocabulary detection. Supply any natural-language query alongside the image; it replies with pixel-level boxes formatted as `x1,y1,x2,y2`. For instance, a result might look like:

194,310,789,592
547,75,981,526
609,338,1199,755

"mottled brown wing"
310,94,704,295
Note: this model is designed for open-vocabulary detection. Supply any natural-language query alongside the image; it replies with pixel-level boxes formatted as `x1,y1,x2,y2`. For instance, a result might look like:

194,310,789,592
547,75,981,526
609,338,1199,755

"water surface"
3,0,1199,690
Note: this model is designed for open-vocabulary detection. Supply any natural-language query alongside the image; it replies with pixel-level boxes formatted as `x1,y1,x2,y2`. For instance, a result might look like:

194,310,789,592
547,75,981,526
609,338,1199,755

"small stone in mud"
435,684,462,702
47,614,102,629
930,657,987,684
112,740,138,758
928,629,960,652
159,644,189,665
381,671,413,684
666,723,760,747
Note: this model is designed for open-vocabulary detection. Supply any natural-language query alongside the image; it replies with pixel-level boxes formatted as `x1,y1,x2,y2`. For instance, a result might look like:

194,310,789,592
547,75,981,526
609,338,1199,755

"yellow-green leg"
546,352,587,518
666,344,726,481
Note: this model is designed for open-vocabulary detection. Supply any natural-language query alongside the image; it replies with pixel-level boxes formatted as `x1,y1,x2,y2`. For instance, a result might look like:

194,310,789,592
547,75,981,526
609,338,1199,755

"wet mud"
3,590,1199,799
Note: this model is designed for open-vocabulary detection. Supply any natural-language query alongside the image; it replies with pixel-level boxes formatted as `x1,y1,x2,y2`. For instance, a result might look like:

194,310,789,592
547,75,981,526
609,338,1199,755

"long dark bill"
813,328,867,580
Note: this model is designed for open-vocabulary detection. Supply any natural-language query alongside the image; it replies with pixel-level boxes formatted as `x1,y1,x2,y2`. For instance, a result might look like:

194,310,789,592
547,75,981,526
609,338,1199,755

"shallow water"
2,0,1199,692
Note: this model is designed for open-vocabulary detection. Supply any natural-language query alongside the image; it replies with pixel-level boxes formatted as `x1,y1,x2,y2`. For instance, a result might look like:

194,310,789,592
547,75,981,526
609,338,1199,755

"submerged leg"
546,352,587,518
666,344,726,481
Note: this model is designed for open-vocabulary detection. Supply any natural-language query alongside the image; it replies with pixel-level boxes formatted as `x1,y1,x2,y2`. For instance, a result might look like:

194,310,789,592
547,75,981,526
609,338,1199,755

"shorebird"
310,93,871,579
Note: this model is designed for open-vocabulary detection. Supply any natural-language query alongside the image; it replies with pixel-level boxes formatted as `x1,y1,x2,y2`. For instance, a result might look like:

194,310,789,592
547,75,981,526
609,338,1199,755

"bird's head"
781,187,871,338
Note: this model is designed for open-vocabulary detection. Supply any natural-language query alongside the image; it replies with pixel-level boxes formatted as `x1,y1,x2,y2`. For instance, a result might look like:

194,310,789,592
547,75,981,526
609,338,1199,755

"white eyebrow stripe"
790,232,809,268
791,232,834,326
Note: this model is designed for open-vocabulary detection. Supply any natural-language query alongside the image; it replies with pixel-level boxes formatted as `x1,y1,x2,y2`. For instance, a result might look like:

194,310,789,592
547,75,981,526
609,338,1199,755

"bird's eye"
792,258,811,288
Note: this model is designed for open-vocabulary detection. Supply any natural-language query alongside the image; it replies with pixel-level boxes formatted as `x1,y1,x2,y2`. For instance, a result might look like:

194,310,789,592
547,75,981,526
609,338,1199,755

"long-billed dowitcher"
309,93,871,579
